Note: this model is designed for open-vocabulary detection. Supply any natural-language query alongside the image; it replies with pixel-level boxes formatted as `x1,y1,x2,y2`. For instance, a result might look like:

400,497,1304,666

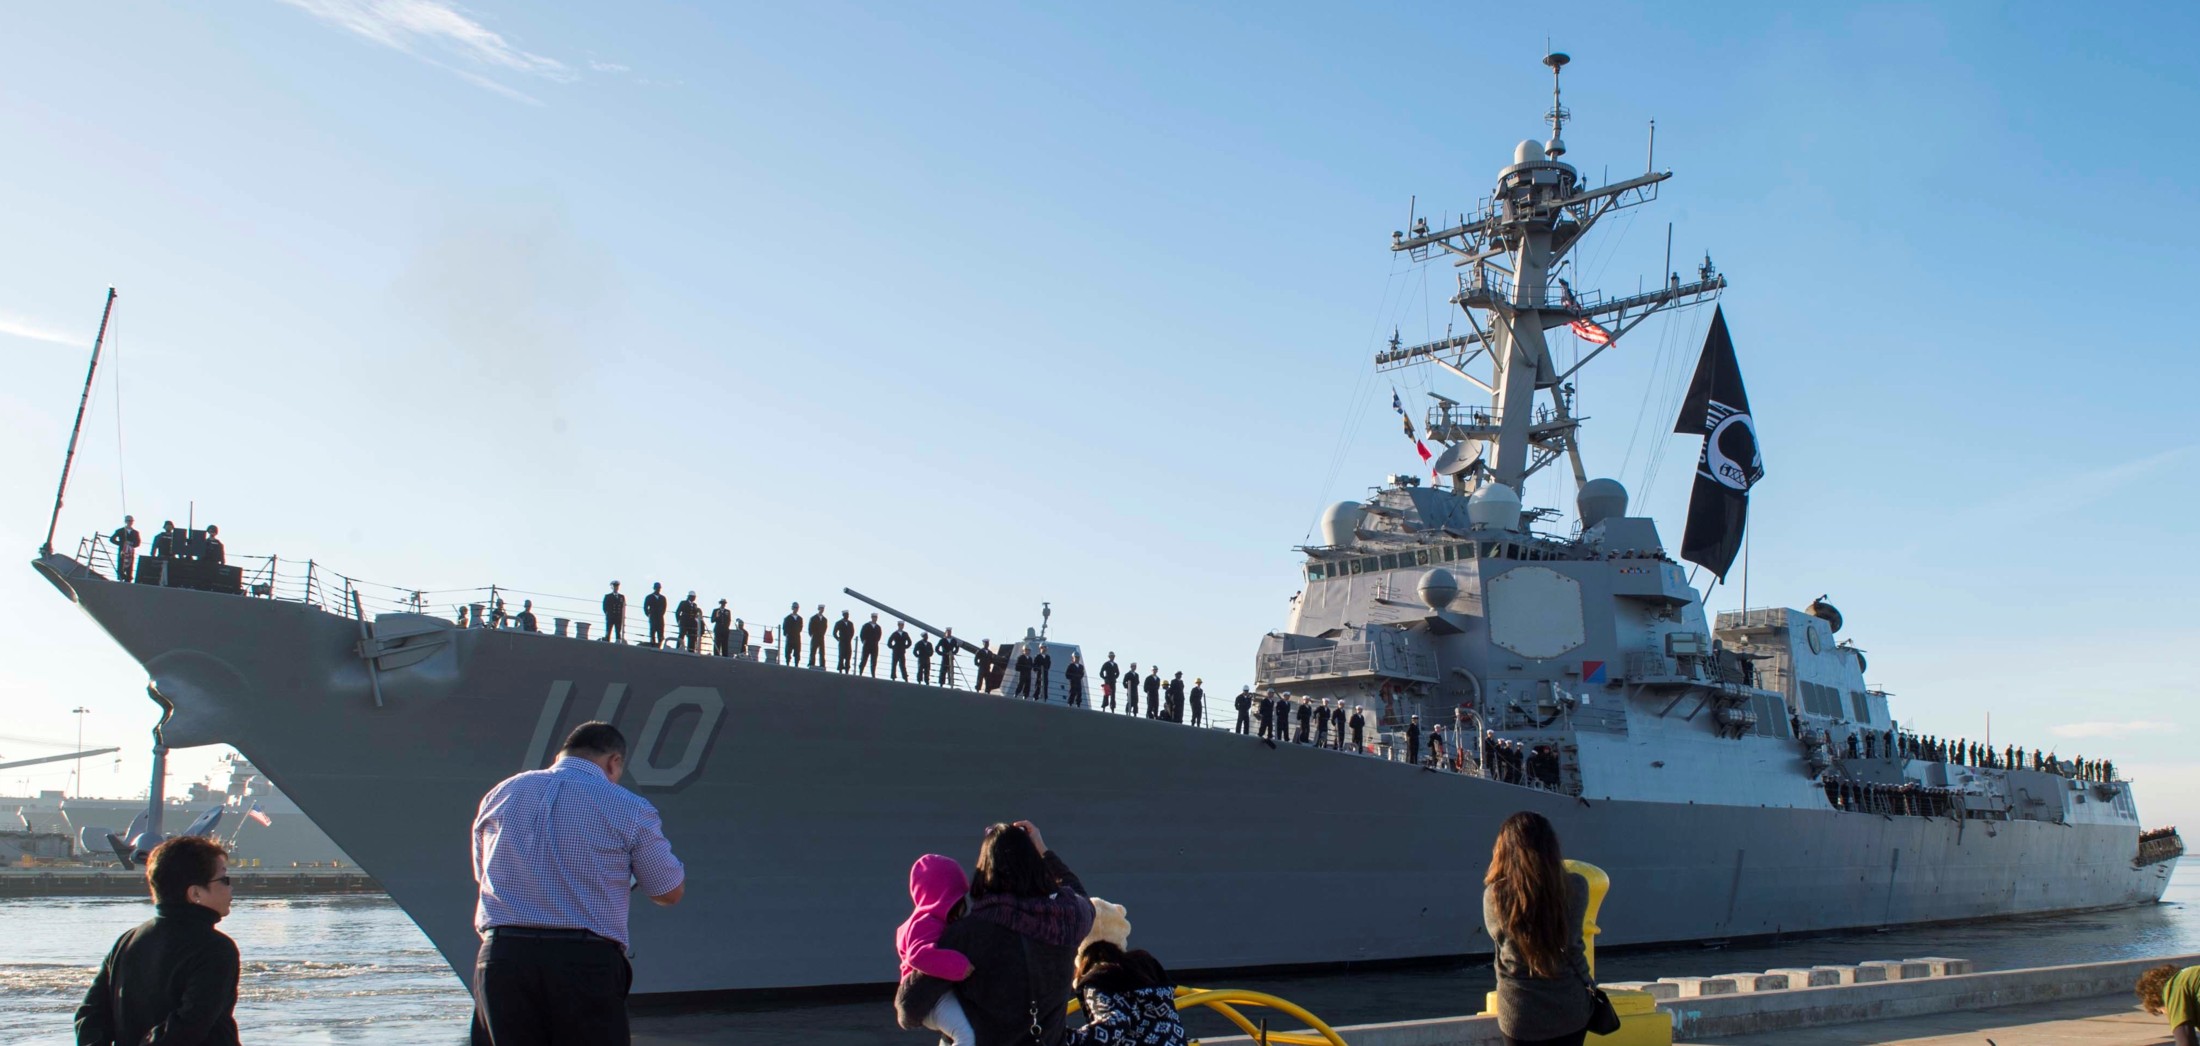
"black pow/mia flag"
1672,307,1763,579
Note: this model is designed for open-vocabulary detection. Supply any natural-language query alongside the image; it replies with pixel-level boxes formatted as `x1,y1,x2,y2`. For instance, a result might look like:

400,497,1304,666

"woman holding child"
897,820,1092,1045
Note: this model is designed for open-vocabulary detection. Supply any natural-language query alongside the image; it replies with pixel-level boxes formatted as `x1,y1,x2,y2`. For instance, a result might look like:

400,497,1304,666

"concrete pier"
1196,953,2195,1046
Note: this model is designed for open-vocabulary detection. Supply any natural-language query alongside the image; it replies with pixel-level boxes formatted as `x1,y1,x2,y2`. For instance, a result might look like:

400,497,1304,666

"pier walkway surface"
1679,992,2164,1045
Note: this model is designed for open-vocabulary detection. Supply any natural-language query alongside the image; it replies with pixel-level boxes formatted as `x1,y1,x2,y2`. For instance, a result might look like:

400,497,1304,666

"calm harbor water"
5,860,2193,1045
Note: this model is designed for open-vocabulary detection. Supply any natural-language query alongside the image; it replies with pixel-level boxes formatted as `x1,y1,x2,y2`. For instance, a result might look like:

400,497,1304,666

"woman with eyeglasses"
76,835,242,1045
898,820,1092,1045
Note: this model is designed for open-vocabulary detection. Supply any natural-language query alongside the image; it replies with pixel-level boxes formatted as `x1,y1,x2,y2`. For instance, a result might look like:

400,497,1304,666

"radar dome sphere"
1418,568,1460,611
1466,484,1522,528
1514,140,1547,164
1577,478,1629,530
1319,501,1364,547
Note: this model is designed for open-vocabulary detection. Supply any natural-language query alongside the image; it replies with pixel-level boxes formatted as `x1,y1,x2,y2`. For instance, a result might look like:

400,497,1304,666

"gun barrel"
840,588,978,656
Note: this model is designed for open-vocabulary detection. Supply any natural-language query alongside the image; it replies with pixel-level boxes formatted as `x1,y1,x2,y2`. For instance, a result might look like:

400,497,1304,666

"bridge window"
1850,691,1870,723
1380,554,1398,570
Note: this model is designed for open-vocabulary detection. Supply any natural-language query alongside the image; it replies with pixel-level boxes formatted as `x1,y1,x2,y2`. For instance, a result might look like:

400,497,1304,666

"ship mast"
1381,55,1724,497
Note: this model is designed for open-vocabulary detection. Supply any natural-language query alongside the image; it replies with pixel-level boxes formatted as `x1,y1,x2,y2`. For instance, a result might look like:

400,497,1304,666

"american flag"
245,801,272,827
1558,279,1614,345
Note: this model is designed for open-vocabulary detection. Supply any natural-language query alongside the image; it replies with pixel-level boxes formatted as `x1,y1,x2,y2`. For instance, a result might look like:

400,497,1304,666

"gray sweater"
1481,872,1592,1040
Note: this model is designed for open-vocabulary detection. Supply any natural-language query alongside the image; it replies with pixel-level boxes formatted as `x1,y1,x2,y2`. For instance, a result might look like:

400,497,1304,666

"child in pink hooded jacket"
897,854,975,1044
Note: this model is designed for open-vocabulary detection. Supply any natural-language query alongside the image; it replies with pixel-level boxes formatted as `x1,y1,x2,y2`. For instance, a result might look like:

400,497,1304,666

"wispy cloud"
276,0,587,104
2052,720,2179,739
0,312,81,347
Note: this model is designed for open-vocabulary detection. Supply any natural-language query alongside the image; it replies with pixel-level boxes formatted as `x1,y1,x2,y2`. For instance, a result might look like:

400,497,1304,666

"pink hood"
895,854,973,979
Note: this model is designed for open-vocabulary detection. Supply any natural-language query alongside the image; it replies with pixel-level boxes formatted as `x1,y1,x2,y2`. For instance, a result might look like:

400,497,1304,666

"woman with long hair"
1482,811,1594,1046
898,820,1092,1045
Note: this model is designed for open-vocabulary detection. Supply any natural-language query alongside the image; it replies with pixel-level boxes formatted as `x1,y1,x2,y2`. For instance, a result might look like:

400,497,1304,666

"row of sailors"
1830,725,2117,783
1822,776,1962,818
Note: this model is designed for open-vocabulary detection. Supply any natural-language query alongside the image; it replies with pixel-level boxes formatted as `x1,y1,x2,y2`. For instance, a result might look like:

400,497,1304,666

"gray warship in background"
29,58,2178,996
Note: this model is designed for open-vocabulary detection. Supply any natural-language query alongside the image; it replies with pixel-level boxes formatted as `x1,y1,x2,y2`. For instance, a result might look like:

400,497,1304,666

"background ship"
28,58,2175,996
2,754,356,870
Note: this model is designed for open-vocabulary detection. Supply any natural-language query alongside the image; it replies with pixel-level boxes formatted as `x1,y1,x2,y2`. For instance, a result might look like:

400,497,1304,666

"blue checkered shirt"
472,755,685,949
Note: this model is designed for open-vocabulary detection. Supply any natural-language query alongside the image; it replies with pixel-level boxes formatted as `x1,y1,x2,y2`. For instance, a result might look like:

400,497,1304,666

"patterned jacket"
1066,951,1187,1046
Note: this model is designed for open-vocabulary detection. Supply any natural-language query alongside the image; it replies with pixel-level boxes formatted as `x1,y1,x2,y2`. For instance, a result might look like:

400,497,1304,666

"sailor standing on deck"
675,592,702,653
1122,664,1141,716
1064,653,1085,707
1405,716,1421,765
1033,644,1053,702
642,584,668,648
1234,686,1252,734
469,722,685,1046
1099,654,1120,712
1144,670,1162,719
1295,697,1313,744
1012,647,1034,698
887,621,912,680
1350,706,1366,751
1165,672,1185,723
1189,679,1206,727
151,520,179,560
730,618,749,659
110,516,141,581
914,633,934,683
602,583,627,644
1314,700,1331,748
1256,691,1274,740
515,600,538,633
937,629,960,687
782,602,804,664
833,611,856,673
199,525,225,566
858,613,884,677
711,600,733,656
807,605,829,668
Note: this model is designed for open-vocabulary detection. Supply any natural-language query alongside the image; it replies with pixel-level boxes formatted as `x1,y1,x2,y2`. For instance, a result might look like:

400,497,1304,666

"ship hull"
37,556,2171,995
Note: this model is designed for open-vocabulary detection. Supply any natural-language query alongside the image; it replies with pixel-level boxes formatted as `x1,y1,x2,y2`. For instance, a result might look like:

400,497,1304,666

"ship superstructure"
27,58,2175,997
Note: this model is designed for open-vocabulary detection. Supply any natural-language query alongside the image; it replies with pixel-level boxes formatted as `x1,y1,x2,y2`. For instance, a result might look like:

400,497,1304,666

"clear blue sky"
3,3,2195,829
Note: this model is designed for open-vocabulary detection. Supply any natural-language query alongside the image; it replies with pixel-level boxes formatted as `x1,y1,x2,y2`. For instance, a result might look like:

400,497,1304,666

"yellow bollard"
1481,859,1671,1044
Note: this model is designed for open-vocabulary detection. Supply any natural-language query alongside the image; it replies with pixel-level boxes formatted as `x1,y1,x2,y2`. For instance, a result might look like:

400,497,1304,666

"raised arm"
629,804,686,906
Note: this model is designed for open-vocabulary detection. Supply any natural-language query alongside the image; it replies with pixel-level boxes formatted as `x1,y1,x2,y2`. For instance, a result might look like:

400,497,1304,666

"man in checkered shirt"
470,721,687,1045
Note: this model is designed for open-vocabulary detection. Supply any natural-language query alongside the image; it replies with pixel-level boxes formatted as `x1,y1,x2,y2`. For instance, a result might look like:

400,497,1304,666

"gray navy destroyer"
29,57,2179,996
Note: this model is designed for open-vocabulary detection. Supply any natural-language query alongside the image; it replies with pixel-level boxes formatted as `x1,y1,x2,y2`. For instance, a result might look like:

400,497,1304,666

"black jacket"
834,618,855,645
888,629,911,653
76,902,240,1046
859,621,883,649
643,592,668,619
783,612,803,639
1099,660,1119,684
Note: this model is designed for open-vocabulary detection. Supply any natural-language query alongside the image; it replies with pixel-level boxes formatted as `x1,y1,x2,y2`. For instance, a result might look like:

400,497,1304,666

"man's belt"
486,925,618,945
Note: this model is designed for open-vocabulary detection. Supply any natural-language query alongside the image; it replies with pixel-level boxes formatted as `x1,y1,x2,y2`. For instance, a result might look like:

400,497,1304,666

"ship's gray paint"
30,555,2171,996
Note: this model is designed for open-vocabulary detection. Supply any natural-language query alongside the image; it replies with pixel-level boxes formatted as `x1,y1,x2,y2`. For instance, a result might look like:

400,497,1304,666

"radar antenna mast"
1382,56,1724,496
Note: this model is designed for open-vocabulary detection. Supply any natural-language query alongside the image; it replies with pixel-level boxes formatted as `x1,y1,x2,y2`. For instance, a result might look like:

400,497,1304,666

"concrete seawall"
1200,953,2200,1046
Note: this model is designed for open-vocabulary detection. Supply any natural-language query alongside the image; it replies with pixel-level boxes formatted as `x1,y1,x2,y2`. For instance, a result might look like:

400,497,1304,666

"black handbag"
1572,949,1623,1035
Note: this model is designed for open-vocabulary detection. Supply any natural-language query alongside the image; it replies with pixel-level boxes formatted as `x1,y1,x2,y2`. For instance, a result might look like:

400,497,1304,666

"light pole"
71,706,90,797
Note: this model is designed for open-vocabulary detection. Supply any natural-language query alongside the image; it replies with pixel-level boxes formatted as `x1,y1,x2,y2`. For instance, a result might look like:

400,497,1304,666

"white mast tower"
1383,53,1725,498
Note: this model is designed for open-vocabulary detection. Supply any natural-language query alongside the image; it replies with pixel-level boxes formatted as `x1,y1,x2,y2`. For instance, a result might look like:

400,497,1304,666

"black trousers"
646,616,665,646
783,635,799,662
891,652,908,680
809,637,826,668
606,617,624,643
859,647,879,675
1502,1027,1587,1046
471,932,631,1046
1236,709,1249,734
917,659,931,684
